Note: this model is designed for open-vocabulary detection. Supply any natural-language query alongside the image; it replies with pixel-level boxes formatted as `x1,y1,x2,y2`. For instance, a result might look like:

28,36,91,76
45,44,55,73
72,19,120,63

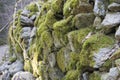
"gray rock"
108,3,120,12
21,27,31,39
30,15,36,21
93,16,102,29
21,9,30,17
48,68,63,80
20,16,34,26
12,71,35,80
101,12,120,28
9,60,23,75
108,67,119,80
0,60,23,80
115,26,120,41
101,67,119,80
30,27,36,38
94,0,109,16
74,13,95,29
94,48,111,68
48,53,56,68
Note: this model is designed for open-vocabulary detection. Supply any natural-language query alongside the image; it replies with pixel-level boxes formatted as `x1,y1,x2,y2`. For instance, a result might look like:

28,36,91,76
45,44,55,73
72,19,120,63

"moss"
89,72,101,80
63,0,79,17
40,31,53,49
40,2,51,15
78,33,114,70
100,59,112,72
26,2,38,12
67,28,91,53
34,15,46,27
53,31,68,48
53,15,73,34
57,48,66,72
37,23,48,36
68,52,79,70
9,57,17,63
24,60,33,73
51,0,63,13
62,70,80,80
110,49,120,60
44,10,57,29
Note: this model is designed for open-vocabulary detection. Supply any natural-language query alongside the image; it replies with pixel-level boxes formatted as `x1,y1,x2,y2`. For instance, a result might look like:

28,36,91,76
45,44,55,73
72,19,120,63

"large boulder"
108,3,120,12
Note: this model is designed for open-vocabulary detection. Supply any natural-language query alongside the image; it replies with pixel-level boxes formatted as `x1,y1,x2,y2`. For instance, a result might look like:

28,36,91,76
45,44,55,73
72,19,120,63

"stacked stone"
20,9,37,50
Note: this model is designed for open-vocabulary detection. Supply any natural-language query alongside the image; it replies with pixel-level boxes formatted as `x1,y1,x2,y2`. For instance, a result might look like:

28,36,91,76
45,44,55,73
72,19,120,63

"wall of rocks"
0,0,120,80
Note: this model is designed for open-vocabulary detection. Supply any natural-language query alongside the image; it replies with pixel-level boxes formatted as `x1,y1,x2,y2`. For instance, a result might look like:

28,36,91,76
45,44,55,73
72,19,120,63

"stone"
30,15,36,21
94,0,109,16
0,60,23,80
93,16,102,29
12,71,35,80
48,68,63,80
21,9,30,17
30,27,36,38
20,16,34,26
108,67,119,80
74,13,95,29
73,3,93,14
101,12,120,28
48,53,56,68
108,3,120,12
9,60,24,75
115,26,120,41
94,48,111,68
56,47,71,72
21,27,31,39
101,67,119,80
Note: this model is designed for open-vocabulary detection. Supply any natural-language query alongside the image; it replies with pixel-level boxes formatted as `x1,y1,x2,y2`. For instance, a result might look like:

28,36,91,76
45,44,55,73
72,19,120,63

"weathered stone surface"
21,9,30,17
21,27,31,39
9,60,23,75
101,67,119,80
93,16,102,29
48,68,64,80
20,16,34,26
108,3,120,12
48,53,56,68
74,13,95,29
94,48,111,68
12,71,35,80
94,0,109,16
0,60,23,80
115,26,120,41
101,12,120,28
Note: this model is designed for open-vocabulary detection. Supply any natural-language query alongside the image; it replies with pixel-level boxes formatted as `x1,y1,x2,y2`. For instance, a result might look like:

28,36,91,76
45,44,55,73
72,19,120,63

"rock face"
1,0,120,80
